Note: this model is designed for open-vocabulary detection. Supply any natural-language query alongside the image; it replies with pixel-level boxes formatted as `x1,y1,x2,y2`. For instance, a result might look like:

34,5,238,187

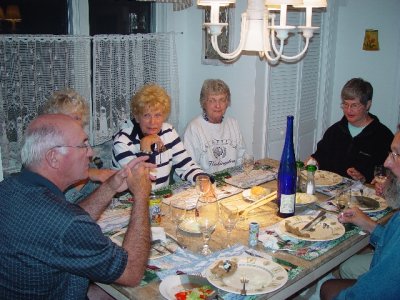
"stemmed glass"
374,165,387,184
196,195,219,255
220,205,239,248
335,188,351,212
242,154,254,177
195,175,212,200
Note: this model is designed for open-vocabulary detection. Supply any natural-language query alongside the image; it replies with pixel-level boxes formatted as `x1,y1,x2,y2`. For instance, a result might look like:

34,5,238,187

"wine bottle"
277,116,296,218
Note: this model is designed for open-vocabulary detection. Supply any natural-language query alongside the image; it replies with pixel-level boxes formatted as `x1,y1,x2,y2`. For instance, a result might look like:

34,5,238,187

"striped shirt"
112,119,206,190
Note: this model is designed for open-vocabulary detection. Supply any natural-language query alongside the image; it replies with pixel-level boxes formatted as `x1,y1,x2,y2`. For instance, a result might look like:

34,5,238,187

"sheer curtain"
0,35,91,175
0,33,180,174
92,33,180,145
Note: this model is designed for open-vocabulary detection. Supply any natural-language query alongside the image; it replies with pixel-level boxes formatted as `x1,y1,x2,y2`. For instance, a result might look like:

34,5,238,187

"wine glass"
195,175,212,199
335,189,351,212
374,165,387,184
196,195,219,255
242,154,254,176
220,205,239,248
170,198,188,248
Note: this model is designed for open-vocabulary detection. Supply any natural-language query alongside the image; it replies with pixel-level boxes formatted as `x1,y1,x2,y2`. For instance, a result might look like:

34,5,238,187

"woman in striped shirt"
112,84,208,190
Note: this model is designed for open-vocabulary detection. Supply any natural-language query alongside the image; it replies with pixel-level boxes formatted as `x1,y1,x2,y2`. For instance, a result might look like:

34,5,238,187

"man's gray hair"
21,123,66,167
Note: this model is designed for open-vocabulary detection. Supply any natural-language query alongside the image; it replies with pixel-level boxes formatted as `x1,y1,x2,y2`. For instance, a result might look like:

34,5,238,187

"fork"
240,276,248,296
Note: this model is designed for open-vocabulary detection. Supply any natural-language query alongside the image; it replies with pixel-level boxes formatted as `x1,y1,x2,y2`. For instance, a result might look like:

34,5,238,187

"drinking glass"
242,154,254,176
220,205,239,247
335,189,351,212
170,198,188,248
374,165,387,184
195,175,212,199
196,195,219,255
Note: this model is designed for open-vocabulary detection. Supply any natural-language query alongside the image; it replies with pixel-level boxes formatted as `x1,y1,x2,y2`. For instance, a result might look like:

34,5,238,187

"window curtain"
136,0,192,11
0,35,91,175
92,33,180,145
0,33,180,174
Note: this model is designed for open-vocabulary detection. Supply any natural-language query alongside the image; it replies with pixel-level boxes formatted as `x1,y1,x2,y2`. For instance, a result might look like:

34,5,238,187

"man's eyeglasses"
51,141,92,152
388,151,400,161
340,102,364,111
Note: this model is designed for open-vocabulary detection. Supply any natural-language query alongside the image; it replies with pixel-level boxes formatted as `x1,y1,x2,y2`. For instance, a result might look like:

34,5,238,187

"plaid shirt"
0,170,127,299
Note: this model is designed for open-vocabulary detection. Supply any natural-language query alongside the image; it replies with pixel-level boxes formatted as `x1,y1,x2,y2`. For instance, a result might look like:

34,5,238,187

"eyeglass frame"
340,102,365,111
50,140,92,152
388,151,400,161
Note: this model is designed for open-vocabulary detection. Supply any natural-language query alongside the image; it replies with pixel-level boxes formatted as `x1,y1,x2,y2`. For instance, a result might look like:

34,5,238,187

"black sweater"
312,114,394,183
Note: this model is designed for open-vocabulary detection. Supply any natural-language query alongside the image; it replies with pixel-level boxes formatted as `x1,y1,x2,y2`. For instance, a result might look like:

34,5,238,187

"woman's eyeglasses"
340,103,364,111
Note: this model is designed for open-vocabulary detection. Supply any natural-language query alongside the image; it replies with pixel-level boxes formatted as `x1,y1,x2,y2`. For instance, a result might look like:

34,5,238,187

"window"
89,0,152,35
0,0,68,34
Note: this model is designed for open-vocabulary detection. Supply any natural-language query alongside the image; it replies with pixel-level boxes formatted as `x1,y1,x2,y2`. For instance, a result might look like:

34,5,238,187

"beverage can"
149,193,162,226
248,222,259,248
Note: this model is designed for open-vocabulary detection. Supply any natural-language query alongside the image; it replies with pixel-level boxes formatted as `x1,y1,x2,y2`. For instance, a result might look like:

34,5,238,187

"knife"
300,211,326,231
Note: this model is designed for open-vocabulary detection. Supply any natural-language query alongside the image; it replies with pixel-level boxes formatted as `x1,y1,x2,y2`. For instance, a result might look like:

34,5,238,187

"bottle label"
306,183,315,195
279,194,295,213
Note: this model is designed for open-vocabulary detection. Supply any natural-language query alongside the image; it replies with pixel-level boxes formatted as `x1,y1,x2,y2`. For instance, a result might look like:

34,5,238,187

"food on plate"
250,186,270,200
284,221,311,238
296,193,316,205
210,259,238,277
174,285,215,300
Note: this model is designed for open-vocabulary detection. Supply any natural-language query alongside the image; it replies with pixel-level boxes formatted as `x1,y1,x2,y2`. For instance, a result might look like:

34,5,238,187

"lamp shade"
5,5,21,21
0,7,5,20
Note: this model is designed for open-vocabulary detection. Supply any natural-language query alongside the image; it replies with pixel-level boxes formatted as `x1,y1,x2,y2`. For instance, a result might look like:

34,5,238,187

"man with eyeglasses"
307,77,393,183
320,129,400,299
0,114,155,299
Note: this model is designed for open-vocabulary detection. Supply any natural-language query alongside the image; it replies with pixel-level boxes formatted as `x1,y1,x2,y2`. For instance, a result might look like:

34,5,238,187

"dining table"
95,159,393,300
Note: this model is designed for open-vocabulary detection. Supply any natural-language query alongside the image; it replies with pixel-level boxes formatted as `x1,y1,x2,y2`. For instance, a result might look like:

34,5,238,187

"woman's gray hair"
341,77,373,105
43,88,89,126
199,79,231,109
21,123,66,167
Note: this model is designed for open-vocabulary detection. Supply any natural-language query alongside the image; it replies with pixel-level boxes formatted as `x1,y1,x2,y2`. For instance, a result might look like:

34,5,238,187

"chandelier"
197,0,327,63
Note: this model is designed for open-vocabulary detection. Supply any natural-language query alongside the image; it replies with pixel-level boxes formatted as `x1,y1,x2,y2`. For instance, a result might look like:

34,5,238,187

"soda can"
248,222,259,248
149,193,162,226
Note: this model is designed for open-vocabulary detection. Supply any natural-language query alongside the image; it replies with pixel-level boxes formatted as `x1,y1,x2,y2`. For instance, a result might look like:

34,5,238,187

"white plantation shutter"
266,11,323,161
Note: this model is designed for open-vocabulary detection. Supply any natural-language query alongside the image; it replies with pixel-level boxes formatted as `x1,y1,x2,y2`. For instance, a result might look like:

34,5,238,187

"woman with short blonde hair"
113,84,208,190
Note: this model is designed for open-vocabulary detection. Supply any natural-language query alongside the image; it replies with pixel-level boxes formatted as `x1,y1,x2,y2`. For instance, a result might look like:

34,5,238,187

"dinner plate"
296,193,317,206
242,187,271,202
205,256,288,295
279,215,345,242
302,170,343,187
111,230,178,259
159,275,212,300
350,191,387,213
178,218,201,234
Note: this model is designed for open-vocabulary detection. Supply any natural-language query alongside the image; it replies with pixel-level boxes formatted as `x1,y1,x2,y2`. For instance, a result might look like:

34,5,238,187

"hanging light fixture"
197,0,327,63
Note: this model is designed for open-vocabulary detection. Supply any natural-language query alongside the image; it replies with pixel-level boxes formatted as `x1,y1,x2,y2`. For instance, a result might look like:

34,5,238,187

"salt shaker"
306,164,317,195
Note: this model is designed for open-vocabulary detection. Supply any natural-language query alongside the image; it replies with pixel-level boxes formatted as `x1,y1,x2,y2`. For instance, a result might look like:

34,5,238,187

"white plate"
111,230,178,259
178,218,201,234
159,275,212,300
302,170,343,187
349,191,387,213
205,256,288,295
242,187,271,202
279,215,345,242
296,193,317,206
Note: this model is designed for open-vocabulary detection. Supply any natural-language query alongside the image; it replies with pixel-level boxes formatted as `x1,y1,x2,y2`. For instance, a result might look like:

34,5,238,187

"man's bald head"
21,114,81,168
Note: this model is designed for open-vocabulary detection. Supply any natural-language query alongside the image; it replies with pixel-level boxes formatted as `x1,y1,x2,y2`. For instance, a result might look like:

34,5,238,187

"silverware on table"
240,276,248,296
301,211,326,231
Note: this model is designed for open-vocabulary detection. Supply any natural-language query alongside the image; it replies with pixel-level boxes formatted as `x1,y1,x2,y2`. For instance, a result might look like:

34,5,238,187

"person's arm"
88,168,116,182
78,156,151,220
114,159,152,286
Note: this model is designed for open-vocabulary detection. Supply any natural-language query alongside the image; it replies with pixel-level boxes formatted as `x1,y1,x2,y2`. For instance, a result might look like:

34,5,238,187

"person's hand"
88,168,116,182
125,162,152,202
105,156,155,193
303,156,318,167
140,134,165,153
338,206,377,233
346,167,366,182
